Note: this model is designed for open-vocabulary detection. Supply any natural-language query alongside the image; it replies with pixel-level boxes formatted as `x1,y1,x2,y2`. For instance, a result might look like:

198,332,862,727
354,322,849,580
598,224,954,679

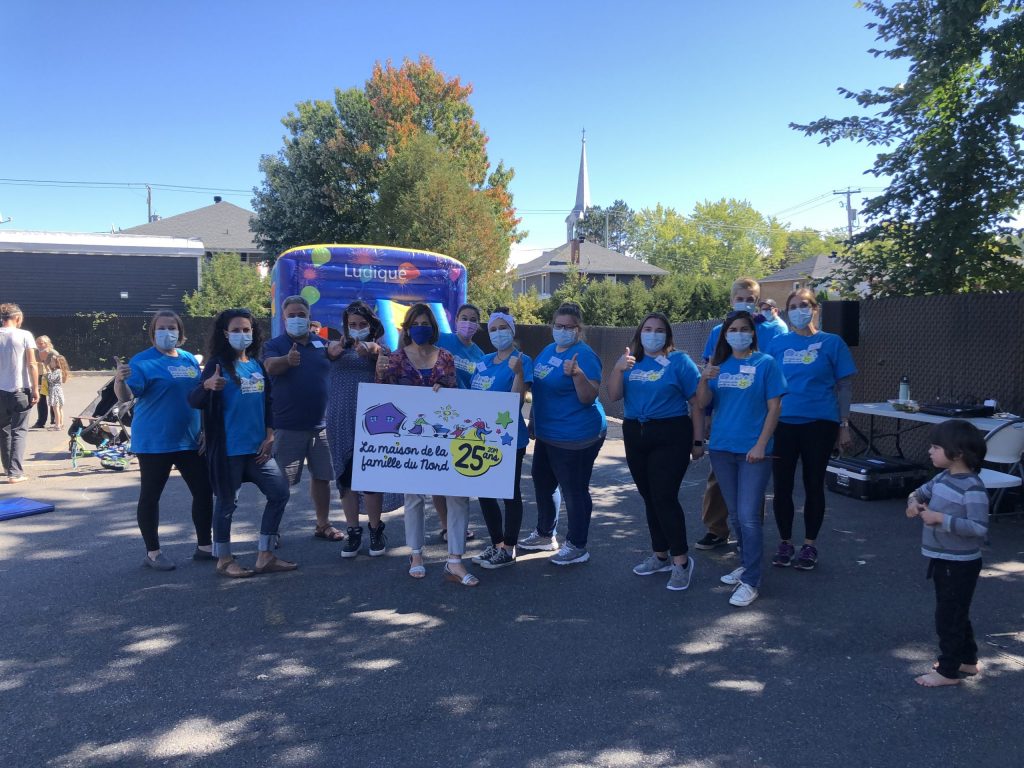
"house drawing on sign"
363,402,406,436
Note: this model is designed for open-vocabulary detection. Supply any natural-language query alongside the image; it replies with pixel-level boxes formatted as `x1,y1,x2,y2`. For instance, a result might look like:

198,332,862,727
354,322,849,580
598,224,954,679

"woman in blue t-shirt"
189,308,293,579
696,310,786,607
767,288,857,571
469,308,533,570
607,312,703,591
113,310,212,571
433,302,483,544
528,302,606,566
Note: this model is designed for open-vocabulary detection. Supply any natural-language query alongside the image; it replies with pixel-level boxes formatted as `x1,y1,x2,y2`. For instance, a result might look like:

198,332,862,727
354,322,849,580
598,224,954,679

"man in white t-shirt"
0,303,39,483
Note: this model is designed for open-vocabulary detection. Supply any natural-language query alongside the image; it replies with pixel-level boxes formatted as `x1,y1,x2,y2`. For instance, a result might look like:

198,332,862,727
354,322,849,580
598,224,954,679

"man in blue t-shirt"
263,295,342,542
695,277,786,551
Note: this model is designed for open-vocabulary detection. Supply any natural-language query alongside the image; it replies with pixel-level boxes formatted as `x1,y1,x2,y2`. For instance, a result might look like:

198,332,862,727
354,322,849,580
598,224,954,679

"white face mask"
348,326,370,342
726,331,754,351
285,317,309,336
489,329,514,351
228,332,252,351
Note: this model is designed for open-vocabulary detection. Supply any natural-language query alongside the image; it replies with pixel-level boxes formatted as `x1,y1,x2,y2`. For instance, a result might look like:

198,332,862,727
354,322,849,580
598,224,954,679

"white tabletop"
851,402,1007,433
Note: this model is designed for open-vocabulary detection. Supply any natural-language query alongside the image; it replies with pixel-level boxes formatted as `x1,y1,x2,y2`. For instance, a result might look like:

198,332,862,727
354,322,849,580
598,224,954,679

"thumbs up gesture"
563,353,580,378
204,364,226,391
508,351,523,376
615,346,636,372
287,342,301,367
114,355,132,383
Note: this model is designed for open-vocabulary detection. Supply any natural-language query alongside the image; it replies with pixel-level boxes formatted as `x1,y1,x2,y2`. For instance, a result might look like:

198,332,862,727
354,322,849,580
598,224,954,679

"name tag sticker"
476,362,487,372
311,340,324,349
740,365,756,374
808,342,822,351
548,356,563,367
655,356,670,367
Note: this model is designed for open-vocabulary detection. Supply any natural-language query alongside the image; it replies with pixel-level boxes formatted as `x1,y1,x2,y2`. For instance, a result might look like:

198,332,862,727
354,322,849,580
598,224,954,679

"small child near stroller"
46,353,71,431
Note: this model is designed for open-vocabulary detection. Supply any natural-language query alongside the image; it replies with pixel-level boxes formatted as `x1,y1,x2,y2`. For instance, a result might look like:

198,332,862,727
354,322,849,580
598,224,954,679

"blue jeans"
709,451,772,587
212,455,290,557
532,436,605,548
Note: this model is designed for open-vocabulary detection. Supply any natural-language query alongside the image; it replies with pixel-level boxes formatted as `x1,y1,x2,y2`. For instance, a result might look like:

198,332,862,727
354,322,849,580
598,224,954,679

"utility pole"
833,187,861,240
146,184,152,223
604,210,609,248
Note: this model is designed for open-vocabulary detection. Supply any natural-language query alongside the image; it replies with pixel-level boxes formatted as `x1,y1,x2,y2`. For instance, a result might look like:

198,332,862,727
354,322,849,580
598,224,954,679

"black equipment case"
826,456,931,501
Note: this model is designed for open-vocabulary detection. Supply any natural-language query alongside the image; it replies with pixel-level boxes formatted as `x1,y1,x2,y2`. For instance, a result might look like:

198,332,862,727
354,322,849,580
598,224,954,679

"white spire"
565,130,591,241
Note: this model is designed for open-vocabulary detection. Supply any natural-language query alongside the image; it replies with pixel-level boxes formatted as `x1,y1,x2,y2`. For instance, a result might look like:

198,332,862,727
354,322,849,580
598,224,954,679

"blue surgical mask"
154,330,178,351
640,331,666,354
788,308,813,330
228,332,252,351
409,325,433,345
489,329,515,351
552,327,577,347
285,317,309,336
726,331,753,351
733,302,756,314
348,326,370,342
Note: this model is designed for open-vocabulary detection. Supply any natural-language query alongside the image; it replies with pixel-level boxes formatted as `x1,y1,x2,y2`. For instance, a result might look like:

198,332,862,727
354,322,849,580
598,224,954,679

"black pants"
623,416,693,557
136,451,214,552
33,396,52,428
479,448,526,547
772,419,839,541
929,558,982,679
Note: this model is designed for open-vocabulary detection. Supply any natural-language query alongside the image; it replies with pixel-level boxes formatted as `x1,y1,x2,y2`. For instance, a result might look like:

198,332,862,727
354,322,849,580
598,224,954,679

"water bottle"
899,376,910,402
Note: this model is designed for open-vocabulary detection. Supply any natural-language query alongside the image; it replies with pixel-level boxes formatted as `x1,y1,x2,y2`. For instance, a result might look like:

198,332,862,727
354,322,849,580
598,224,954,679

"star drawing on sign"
500,432,514,446
495,410,514,429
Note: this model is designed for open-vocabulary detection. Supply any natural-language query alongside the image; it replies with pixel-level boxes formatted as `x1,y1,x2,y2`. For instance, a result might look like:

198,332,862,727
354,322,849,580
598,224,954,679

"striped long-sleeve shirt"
912,470,989,561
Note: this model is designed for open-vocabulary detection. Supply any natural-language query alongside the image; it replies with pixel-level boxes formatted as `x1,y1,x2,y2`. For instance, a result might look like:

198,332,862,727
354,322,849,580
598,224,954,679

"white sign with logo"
352,383,520,498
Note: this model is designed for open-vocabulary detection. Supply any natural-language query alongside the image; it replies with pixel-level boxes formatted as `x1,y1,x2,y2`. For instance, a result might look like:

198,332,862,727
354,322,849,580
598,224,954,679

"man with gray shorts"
263,296,342,541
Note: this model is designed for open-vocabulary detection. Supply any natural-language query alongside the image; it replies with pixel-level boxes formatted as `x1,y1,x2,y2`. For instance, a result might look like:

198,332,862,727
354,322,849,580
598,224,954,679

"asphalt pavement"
1,374,1022,768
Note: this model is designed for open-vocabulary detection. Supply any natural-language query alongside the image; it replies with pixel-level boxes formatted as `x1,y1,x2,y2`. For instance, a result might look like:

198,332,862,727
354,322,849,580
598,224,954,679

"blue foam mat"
0,497,55,522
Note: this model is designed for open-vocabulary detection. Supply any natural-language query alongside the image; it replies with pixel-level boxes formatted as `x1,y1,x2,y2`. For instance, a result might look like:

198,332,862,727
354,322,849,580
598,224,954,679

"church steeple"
565,130,591,242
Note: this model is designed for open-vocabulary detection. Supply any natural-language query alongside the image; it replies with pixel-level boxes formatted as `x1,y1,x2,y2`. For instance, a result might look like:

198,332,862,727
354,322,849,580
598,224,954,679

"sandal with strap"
408,555,426,579
314,524,345,542
216,558,254,579
254,555,298,574
443,563,479,587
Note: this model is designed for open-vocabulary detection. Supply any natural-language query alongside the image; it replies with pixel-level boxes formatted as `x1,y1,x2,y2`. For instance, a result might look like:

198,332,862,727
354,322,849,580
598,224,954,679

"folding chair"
979,418,1024,518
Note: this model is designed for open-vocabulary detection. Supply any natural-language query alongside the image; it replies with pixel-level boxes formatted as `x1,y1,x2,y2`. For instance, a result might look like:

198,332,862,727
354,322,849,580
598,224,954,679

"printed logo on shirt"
471,376,495,391
534,364,554,379
455,357,477,373
782,348,818,365
240,372,265,394
167,364,199,379
628,368,666,383
719,371,755,389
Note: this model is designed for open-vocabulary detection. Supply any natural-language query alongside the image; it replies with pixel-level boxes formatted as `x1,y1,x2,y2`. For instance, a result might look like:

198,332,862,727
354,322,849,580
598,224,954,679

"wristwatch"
693,440,705,447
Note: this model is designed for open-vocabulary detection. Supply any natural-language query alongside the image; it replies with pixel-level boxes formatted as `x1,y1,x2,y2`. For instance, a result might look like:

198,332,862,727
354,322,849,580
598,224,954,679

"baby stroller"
68,378,134,471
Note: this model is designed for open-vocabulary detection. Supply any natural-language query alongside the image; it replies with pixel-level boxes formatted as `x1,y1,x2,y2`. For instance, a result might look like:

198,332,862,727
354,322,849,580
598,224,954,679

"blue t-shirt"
703,317,789,362
470,351,534,450
531,341,607,443
125,347,202,454
437,332,485,390
622,350,700,422
768,331,857,424
222,359,268,456
262,333,330,430
708,351,787,454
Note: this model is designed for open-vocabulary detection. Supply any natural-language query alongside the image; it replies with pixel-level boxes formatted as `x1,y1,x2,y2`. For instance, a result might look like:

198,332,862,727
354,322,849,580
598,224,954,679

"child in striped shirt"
906,419,989,688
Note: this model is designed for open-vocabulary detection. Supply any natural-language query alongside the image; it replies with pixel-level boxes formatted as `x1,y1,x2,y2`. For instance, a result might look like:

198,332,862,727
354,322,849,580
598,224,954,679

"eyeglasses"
553,323,578,331
788,302,814,310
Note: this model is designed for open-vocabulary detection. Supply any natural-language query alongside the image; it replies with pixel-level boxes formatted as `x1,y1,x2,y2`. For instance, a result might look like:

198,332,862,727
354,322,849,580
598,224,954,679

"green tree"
182,253,270,317
508,287,545,325
367,133,511,307
648,273,732,322
575,200,635,253
252,55,521,262
543,265,589,317
791,0,1024,295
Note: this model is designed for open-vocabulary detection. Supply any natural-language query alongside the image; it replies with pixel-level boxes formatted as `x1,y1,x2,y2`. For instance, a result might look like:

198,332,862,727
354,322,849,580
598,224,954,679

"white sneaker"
729,582,759,607
720,566,745,585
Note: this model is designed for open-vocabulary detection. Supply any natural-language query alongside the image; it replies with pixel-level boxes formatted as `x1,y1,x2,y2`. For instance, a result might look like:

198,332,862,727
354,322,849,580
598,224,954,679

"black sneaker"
694,533,729,550
794,544,818,570
341,526,362,559
367,522,387,557
481,547,515,570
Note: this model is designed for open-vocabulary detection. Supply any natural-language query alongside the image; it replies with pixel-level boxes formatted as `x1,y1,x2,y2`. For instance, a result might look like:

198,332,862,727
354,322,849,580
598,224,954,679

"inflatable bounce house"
271,245,468,349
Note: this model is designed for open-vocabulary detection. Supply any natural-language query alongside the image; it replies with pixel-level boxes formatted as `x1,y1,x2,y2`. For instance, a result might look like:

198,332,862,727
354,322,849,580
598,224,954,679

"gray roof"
122,200,262,254
763,253,838,283
516,241,668,278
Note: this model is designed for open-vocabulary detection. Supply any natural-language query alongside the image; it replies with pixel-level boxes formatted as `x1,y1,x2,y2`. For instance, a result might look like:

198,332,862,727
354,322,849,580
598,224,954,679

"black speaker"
821,301,859,347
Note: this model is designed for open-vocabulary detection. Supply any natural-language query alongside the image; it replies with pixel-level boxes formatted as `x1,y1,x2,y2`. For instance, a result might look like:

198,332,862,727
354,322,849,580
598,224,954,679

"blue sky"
2,1,909,257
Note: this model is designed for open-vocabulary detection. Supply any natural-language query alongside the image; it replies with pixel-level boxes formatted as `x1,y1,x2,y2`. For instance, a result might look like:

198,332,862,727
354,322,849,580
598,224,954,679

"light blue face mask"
154,330,178,351
285,317,309,336
733,302,756,314
726,331,753,351
228,332,252,351
489,329,515,351
640,331,666,354
348,326,370,342
552,328,577,348
788,307,813,330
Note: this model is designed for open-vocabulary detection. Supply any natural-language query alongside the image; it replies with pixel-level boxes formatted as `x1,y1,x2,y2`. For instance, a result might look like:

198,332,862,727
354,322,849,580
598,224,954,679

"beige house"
758,253,843,306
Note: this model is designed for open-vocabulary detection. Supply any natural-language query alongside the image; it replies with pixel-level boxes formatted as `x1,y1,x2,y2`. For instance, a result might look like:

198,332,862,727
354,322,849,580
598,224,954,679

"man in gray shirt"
0,303,39,483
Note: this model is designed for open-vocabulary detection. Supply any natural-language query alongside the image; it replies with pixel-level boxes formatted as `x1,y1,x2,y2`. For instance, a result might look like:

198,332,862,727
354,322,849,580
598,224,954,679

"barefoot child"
46,353,70,431
905,419,988,688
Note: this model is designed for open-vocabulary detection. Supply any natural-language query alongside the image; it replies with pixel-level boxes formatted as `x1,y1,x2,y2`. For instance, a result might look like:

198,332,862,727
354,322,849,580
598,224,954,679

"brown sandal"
254,555,299,574
314,524,345,541
216,559,253,578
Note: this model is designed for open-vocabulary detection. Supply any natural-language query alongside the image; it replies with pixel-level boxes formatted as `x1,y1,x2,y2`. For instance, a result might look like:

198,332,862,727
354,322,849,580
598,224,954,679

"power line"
0,177,252,195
